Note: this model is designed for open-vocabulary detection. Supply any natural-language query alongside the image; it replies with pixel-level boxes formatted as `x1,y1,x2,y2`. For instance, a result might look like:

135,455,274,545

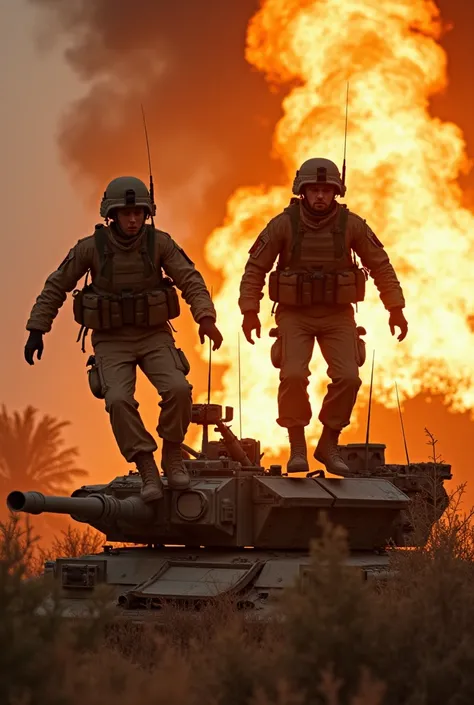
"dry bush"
5,519,106,577
39,524,105,562
0,515,111,705
3,486,474,705
0,514,39,577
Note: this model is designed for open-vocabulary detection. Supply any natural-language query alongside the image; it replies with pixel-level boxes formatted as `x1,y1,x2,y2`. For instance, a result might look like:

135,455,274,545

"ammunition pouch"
269,327,282,368
355,326,367,367
86,355,105,399
72,280,180,331
268,267,366,307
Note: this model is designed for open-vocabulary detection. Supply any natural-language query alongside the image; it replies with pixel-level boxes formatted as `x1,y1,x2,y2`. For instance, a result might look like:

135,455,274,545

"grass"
2,485,474,704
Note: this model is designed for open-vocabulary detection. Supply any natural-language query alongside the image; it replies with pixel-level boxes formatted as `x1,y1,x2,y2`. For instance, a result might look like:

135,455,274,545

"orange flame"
200,0,474,458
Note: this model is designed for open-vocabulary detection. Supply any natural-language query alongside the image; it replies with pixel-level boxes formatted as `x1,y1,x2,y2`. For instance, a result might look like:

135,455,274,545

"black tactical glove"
24,330,44,365
242,311,261,345
198,317,223,351
389,307,408,342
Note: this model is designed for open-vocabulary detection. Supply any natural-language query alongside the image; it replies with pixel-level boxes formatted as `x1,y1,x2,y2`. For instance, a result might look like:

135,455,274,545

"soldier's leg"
139,335,193,489
93,340,163,502
276,309,315,428
275,308,315,473
94,340,158,460
317,312,362,430
313,311,362,473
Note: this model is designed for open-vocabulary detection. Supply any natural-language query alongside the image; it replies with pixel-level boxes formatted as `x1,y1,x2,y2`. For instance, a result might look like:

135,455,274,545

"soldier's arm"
158,232,216,322
26,239,94,333
238,215,286,314
350,215,405,310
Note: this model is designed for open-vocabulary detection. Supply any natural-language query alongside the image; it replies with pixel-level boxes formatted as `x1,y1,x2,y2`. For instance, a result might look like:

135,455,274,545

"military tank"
6,403,451,619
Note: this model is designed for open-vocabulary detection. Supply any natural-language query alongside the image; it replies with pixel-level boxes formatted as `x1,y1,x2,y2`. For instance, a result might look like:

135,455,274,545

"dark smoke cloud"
28,0,474,238
27,0,285,251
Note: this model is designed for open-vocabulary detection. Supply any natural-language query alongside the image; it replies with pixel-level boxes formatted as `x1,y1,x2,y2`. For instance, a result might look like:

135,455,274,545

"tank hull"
42,544,392,621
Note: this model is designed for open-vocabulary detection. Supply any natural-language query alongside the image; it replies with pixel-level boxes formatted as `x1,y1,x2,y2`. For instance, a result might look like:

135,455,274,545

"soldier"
239,158,407,475
24,176,223,502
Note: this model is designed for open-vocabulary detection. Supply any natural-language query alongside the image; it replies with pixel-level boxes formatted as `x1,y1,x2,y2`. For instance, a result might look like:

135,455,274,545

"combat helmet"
292,158,346,197
100,176,156,219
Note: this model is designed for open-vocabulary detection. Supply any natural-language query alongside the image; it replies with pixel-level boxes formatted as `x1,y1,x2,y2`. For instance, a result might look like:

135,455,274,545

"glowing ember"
200,0,474,457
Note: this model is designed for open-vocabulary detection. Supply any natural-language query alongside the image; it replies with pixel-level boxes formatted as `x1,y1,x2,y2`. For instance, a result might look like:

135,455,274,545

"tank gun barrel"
7,490,155,523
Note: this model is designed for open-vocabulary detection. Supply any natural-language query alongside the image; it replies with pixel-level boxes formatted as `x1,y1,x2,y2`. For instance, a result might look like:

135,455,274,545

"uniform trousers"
92,327,192,462
274,305,362,431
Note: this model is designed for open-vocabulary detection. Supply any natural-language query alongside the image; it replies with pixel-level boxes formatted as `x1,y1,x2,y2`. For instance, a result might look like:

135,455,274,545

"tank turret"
7,405,409,551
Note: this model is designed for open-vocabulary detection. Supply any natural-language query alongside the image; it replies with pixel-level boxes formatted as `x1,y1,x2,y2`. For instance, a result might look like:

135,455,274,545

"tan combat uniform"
239,200,405,431
27,225,215,462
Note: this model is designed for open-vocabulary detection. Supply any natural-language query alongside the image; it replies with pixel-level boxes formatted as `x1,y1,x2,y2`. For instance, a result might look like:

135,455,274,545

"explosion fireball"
202,0,474,456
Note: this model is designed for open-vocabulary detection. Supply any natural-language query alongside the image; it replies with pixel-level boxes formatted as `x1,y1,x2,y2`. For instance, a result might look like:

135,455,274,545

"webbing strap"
334,205,349,259
140,225,156,278
285,202,302,269
146,224,155,263
94,227,114,282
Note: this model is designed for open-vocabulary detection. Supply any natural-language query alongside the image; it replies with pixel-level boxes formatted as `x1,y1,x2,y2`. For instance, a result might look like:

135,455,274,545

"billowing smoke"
27,0,286,247
28,0,474,229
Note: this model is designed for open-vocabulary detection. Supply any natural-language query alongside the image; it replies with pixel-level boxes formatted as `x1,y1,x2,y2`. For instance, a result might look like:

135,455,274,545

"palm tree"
0,405,87,497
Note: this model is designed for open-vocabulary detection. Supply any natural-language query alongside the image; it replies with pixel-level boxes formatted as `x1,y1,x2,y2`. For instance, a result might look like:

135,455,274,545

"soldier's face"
115,207,146,235
304,183,337,211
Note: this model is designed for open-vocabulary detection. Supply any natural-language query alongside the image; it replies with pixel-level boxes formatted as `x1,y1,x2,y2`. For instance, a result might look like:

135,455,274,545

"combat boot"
313,426,349,474
134,451,164,503
287,426,309,474
162,440,191,490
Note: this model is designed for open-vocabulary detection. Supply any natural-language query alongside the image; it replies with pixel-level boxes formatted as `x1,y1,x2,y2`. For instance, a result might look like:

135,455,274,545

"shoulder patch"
172,239,194,265
57,248,75,270
156,230,195,265
249,231,269,258
349,212,384,248
366,226,384,248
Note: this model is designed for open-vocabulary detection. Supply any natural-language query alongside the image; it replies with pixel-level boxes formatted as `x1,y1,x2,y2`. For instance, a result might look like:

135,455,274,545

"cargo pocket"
354,326,367,367
169,346,191,375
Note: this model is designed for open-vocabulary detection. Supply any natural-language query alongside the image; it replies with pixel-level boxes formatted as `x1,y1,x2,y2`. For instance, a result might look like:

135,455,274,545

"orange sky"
1,1,474,512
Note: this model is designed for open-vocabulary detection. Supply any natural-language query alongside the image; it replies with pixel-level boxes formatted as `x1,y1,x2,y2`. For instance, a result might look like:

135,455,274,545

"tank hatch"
118,559,262,608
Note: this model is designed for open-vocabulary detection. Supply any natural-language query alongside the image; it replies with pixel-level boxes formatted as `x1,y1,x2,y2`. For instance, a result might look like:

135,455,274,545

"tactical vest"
72,225,180,341
268,201,367,307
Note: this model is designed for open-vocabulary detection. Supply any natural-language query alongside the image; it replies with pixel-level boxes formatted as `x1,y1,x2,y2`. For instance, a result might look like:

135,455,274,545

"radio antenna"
207,287,213,405
395,381,410,466
342,81,349,188
238,332,242,439
140,103,155,227
364,349,375,472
